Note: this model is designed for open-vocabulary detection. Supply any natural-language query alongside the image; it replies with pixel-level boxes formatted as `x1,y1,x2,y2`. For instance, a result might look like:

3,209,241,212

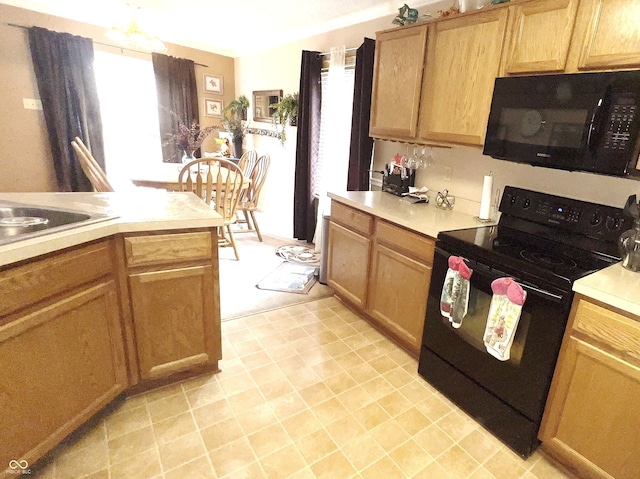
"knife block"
382,168,415,196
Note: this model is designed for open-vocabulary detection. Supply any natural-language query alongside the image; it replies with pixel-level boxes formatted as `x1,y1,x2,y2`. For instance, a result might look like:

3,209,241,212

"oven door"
420,245,572,423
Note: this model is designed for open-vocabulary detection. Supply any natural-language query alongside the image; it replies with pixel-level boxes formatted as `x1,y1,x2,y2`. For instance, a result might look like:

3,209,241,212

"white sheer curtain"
313,45,355,246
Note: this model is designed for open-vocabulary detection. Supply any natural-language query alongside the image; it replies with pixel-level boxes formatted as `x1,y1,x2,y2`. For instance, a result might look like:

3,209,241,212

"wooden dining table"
129,161,249,192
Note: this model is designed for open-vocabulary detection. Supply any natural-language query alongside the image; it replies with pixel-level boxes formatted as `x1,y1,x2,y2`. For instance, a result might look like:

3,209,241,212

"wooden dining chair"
178,158,246,260
71,137,114,192
237,150,258,178
235,154,271,242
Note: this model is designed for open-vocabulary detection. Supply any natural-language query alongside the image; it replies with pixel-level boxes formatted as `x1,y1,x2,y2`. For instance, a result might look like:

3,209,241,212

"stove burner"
520,250,577,269
0,216,49,227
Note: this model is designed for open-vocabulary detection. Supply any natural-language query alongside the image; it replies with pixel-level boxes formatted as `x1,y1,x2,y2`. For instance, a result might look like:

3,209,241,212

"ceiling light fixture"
106,5,167,53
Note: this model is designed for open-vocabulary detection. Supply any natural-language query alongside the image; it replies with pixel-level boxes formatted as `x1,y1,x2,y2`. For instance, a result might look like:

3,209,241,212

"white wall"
235,1,454,238
234,18,388,238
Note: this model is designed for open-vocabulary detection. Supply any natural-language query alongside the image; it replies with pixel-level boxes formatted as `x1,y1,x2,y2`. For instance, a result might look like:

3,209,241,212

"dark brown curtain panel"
347,38,376,191
29,27,104,192
293,50,322,241
152,53,199,162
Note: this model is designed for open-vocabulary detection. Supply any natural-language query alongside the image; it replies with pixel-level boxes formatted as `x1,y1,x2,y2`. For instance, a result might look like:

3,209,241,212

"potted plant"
164,110,215,163
221,95,249,157
272,92,298,145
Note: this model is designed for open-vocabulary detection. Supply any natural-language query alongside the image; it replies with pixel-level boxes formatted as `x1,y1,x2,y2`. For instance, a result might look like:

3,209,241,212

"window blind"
313,61,356,198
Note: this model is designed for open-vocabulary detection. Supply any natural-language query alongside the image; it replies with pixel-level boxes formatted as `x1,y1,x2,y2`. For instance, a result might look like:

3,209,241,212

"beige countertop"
329,191,640,318
573,264,640,318
329,191,497,238
0,190,223,268
327,190,496,239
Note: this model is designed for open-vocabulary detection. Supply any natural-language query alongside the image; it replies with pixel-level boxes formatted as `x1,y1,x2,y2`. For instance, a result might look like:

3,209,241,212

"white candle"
479,173,494,220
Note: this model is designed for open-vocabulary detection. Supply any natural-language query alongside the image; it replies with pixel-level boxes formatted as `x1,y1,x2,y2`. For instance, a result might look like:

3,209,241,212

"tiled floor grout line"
226,306,370,478
39,297,572,479
147,399,164,479
254,308,408,476
228,314,337,476
225,330,457,477
184,379,218,479
227,306,438,478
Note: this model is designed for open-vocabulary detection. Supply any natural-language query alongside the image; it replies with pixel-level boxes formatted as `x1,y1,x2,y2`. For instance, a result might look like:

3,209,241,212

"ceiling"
1,0,441,57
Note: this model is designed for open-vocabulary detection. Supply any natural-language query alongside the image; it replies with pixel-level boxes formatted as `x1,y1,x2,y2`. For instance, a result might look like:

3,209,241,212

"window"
93,51,162,190
312,46,356,243
314,49,356,201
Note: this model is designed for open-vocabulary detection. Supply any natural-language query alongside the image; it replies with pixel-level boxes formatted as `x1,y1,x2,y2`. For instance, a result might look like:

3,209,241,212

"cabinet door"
0,282,127,470
570,0,640,71
327,221,371,308
367,243,431,352
129,265,219,380
540,336,640,479
370,25,428,139
503,0,579,74
418,9,509,146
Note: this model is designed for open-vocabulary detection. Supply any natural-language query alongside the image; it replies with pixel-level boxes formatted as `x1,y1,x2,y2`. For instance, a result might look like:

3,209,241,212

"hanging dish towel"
440,256,473,328
483,278,527,361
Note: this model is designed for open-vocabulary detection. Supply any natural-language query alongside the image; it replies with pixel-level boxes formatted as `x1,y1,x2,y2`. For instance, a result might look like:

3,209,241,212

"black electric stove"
438,186,627,290
418,186,627,458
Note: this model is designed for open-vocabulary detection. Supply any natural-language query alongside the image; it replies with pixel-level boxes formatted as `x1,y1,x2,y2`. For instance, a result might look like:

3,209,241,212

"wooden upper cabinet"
369,0,640,146
503,0,579,74
370,25,428,139
418,9,509,146
569,0,640,71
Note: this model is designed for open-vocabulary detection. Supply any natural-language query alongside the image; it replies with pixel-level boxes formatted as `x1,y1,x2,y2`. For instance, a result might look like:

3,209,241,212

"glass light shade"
106,9,167,53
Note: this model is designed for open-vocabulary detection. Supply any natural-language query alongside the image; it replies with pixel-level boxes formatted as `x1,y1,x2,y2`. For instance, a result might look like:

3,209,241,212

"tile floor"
35,297,573,479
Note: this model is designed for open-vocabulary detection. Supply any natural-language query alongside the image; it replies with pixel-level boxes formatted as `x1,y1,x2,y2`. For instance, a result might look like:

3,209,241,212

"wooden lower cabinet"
327,201,434,354
0,228,223,475
0,241,127,476
368,243,432,352
327,221,371,309
130,265,217,380
122,230,221,387
539,296,640,479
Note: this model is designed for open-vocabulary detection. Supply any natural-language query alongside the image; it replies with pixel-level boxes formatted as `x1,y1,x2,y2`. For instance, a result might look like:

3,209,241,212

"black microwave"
483,71,640,178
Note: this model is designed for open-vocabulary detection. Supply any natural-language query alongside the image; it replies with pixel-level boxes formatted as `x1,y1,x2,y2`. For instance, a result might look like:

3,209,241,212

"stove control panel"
500,186,629,242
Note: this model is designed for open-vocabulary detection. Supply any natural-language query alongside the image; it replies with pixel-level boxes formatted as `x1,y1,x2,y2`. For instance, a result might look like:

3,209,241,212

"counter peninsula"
0,190,223,477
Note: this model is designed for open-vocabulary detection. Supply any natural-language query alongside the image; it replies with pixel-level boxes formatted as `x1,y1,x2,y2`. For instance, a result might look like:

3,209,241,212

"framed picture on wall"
203,74,223,94
204,98,223,117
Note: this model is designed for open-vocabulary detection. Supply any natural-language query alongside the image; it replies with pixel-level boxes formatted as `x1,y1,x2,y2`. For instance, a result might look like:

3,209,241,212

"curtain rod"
5,22,208,67
319,46,358,56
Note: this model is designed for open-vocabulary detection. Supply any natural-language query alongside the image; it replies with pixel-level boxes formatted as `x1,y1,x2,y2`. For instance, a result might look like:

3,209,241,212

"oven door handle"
519,282,564,303
434,246,565,303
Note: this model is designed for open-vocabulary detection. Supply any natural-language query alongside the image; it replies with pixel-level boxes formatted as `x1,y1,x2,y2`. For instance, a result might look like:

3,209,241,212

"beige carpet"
218,232,334,320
